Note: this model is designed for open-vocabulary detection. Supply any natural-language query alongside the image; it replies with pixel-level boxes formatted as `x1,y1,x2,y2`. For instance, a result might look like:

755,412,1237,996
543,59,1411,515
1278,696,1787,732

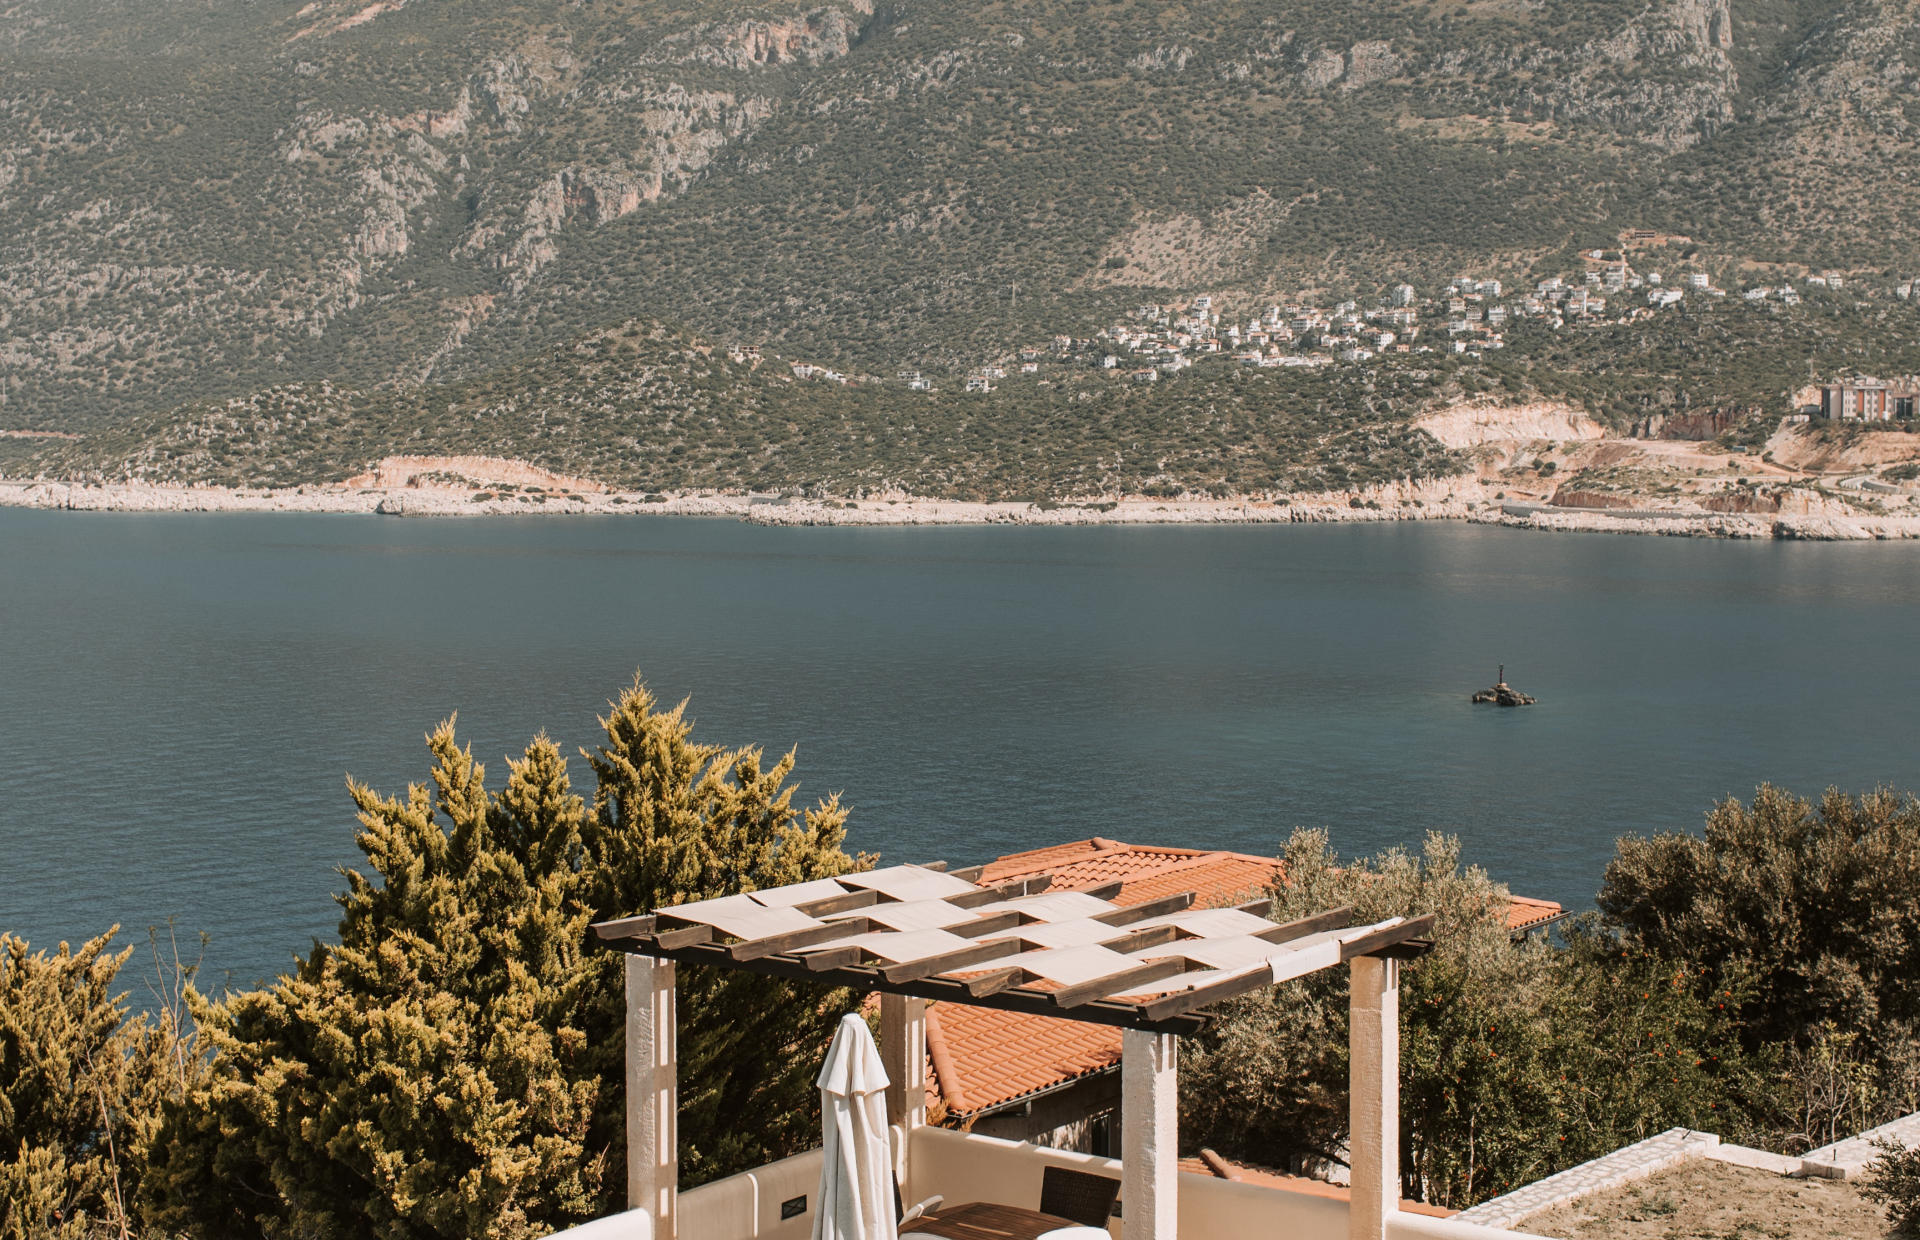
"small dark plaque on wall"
781,1195,807,1220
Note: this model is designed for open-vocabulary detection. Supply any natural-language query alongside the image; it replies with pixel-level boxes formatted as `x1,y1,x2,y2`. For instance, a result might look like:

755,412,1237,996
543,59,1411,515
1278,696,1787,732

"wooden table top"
900,1200,1091,1240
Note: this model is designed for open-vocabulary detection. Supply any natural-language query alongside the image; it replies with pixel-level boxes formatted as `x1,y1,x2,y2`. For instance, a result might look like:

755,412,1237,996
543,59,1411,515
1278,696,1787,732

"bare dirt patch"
1412,401,1605,450
1525,1160,1893,1239
1765,424,1920,475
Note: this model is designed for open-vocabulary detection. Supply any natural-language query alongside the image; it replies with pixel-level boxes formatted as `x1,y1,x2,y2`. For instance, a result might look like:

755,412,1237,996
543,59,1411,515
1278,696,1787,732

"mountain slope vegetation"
17,319,1457,497
3,0,1919,439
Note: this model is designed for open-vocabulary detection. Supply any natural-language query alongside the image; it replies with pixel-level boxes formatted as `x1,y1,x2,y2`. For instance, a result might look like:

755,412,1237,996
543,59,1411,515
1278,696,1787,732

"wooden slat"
1135,964,1274,1022
1092,892,1195,927
788,910,1026,976
918,861,951,872
800,945,866,971
1050,959,1188,1009
1134,914,1439,1023
880,919,1180,985
795,888,881,917
1253,906,1354,945
653,924,714,950
1337,915,1436,960
957,966,1023,998
1097,924,1182,952
590,914,656,941
947,880,1039,910
1234,897,1274,918
956,910,1023,938
881,939,1022,983
948,864,987,883
1080,880,1124,901
729,918,872,961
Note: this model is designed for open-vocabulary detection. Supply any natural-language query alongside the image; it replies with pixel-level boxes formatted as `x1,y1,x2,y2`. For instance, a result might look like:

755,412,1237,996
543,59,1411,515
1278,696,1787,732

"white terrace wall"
650,1126,1557,1240
908,1126,1554,1240
676,1147,822,1240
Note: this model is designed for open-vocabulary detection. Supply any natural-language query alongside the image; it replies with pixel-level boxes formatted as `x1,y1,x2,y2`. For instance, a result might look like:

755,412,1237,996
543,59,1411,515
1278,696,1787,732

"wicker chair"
1039,1166,1120,1228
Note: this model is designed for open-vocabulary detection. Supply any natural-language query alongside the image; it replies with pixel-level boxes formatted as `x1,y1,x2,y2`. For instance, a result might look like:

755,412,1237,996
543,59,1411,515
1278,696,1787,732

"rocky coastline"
7,476,1920,541
1470,506,1920,541
0,478,1468,526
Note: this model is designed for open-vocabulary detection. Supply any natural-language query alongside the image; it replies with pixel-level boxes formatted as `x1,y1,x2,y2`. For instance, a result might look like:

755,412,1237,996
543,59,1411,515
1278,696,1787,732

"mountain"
3,0,1918,442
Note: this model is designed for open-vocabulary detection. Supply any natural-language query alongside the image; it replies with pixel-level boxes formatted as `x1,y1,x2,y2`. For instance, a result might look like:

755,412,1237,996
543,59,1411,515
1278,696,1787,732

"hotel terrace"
569,841,1569,1240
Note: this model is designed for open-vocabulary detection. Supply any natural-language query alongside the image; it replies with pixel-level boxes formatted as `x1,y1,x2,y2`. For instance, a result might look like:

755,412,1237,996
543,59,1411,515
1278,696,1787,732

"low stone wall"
1452,1128,1719,1230
1801,1110,1920,1180
1455,1108,1920,1229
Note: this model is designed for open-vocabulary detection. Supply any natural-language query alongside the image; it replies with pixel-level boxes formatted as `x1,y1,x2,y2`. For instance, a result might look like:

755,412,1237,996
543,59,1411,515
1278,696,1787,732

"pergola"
592,862,1434,1240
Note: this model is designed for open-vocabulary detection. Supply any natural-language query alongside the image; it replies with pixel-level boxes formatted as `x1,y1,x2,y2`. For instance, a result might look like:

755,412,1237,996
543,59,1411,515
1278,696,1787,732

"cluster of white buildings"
887,262,1917,393
790,361,851,384
1089,291,1435,378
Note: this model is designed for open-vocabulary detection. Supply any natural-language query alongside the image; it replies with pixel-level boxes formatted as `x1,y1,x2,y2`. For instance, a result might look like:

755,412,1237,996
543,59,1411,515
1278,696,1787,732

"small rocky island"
1472,665,1536,707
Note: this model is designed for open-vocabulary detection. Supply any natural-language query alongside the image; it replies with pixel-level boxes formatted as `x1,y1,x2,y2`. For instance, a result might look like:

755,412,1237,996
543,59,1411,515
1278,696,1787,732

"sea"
5,507,1918,994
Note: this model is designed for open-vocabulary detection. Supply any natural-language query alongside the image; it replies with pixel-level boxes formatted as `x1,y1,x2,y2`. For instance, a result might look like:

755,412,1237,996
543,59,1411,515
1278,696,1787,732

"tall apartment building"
1820,378,1918,421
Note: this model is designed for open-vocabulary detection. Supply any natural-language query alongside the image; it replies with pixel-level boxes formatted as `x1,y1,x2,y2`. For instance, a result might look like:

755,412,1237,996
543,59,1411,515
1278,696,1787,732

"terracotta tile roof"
930,838,1565,1124
1112,853,1280,908
1179,1151,1455,1219
981,839,1280,909
1504,894,1564,932
926,1001,1121,1121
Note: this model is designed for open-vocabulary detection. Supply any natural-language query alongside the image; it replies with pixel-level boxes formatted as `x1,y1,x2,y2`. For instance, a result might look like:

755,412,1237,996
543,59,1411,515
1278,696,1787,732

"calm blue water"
4,509,1919,993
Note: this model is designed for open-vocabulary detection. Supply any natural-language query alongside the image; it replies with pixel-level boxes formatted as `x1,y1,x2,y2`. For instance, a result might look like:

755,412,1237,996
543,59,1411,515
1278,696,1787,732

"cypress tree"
145,724,602,1240
0,929,190,1240
579,678,867,1190
145,675,868,1237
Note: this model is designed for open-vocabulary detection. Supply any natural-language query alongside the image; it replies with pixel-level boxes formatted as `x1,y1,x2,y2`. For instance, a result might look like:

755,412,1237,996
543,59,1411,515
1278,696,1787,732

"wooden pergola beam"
600,934,1214,1034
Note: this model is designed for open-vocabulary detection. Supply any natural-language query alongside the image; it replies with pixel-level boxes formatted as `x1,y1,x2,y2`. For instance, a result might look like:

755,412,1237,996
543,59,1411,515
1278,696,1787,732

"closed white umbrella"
813,1013,898,1240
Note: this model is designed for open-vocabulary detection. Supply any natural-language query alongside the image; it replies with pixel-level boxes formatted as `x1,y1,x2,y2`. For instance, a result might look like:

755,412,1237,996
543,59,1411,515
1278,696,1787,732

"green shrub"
1598,785,1920,1053
1864,1139,1920,1237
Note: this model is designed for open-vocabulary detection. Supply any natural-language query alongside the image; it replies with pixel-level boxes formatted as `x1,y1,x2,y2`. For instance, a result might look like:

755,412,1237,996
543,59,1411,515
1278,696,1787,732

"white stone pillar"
627,954,677,1238
879,994,927,1187
1349,955,1400,1240
1121,1028,1178,1240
